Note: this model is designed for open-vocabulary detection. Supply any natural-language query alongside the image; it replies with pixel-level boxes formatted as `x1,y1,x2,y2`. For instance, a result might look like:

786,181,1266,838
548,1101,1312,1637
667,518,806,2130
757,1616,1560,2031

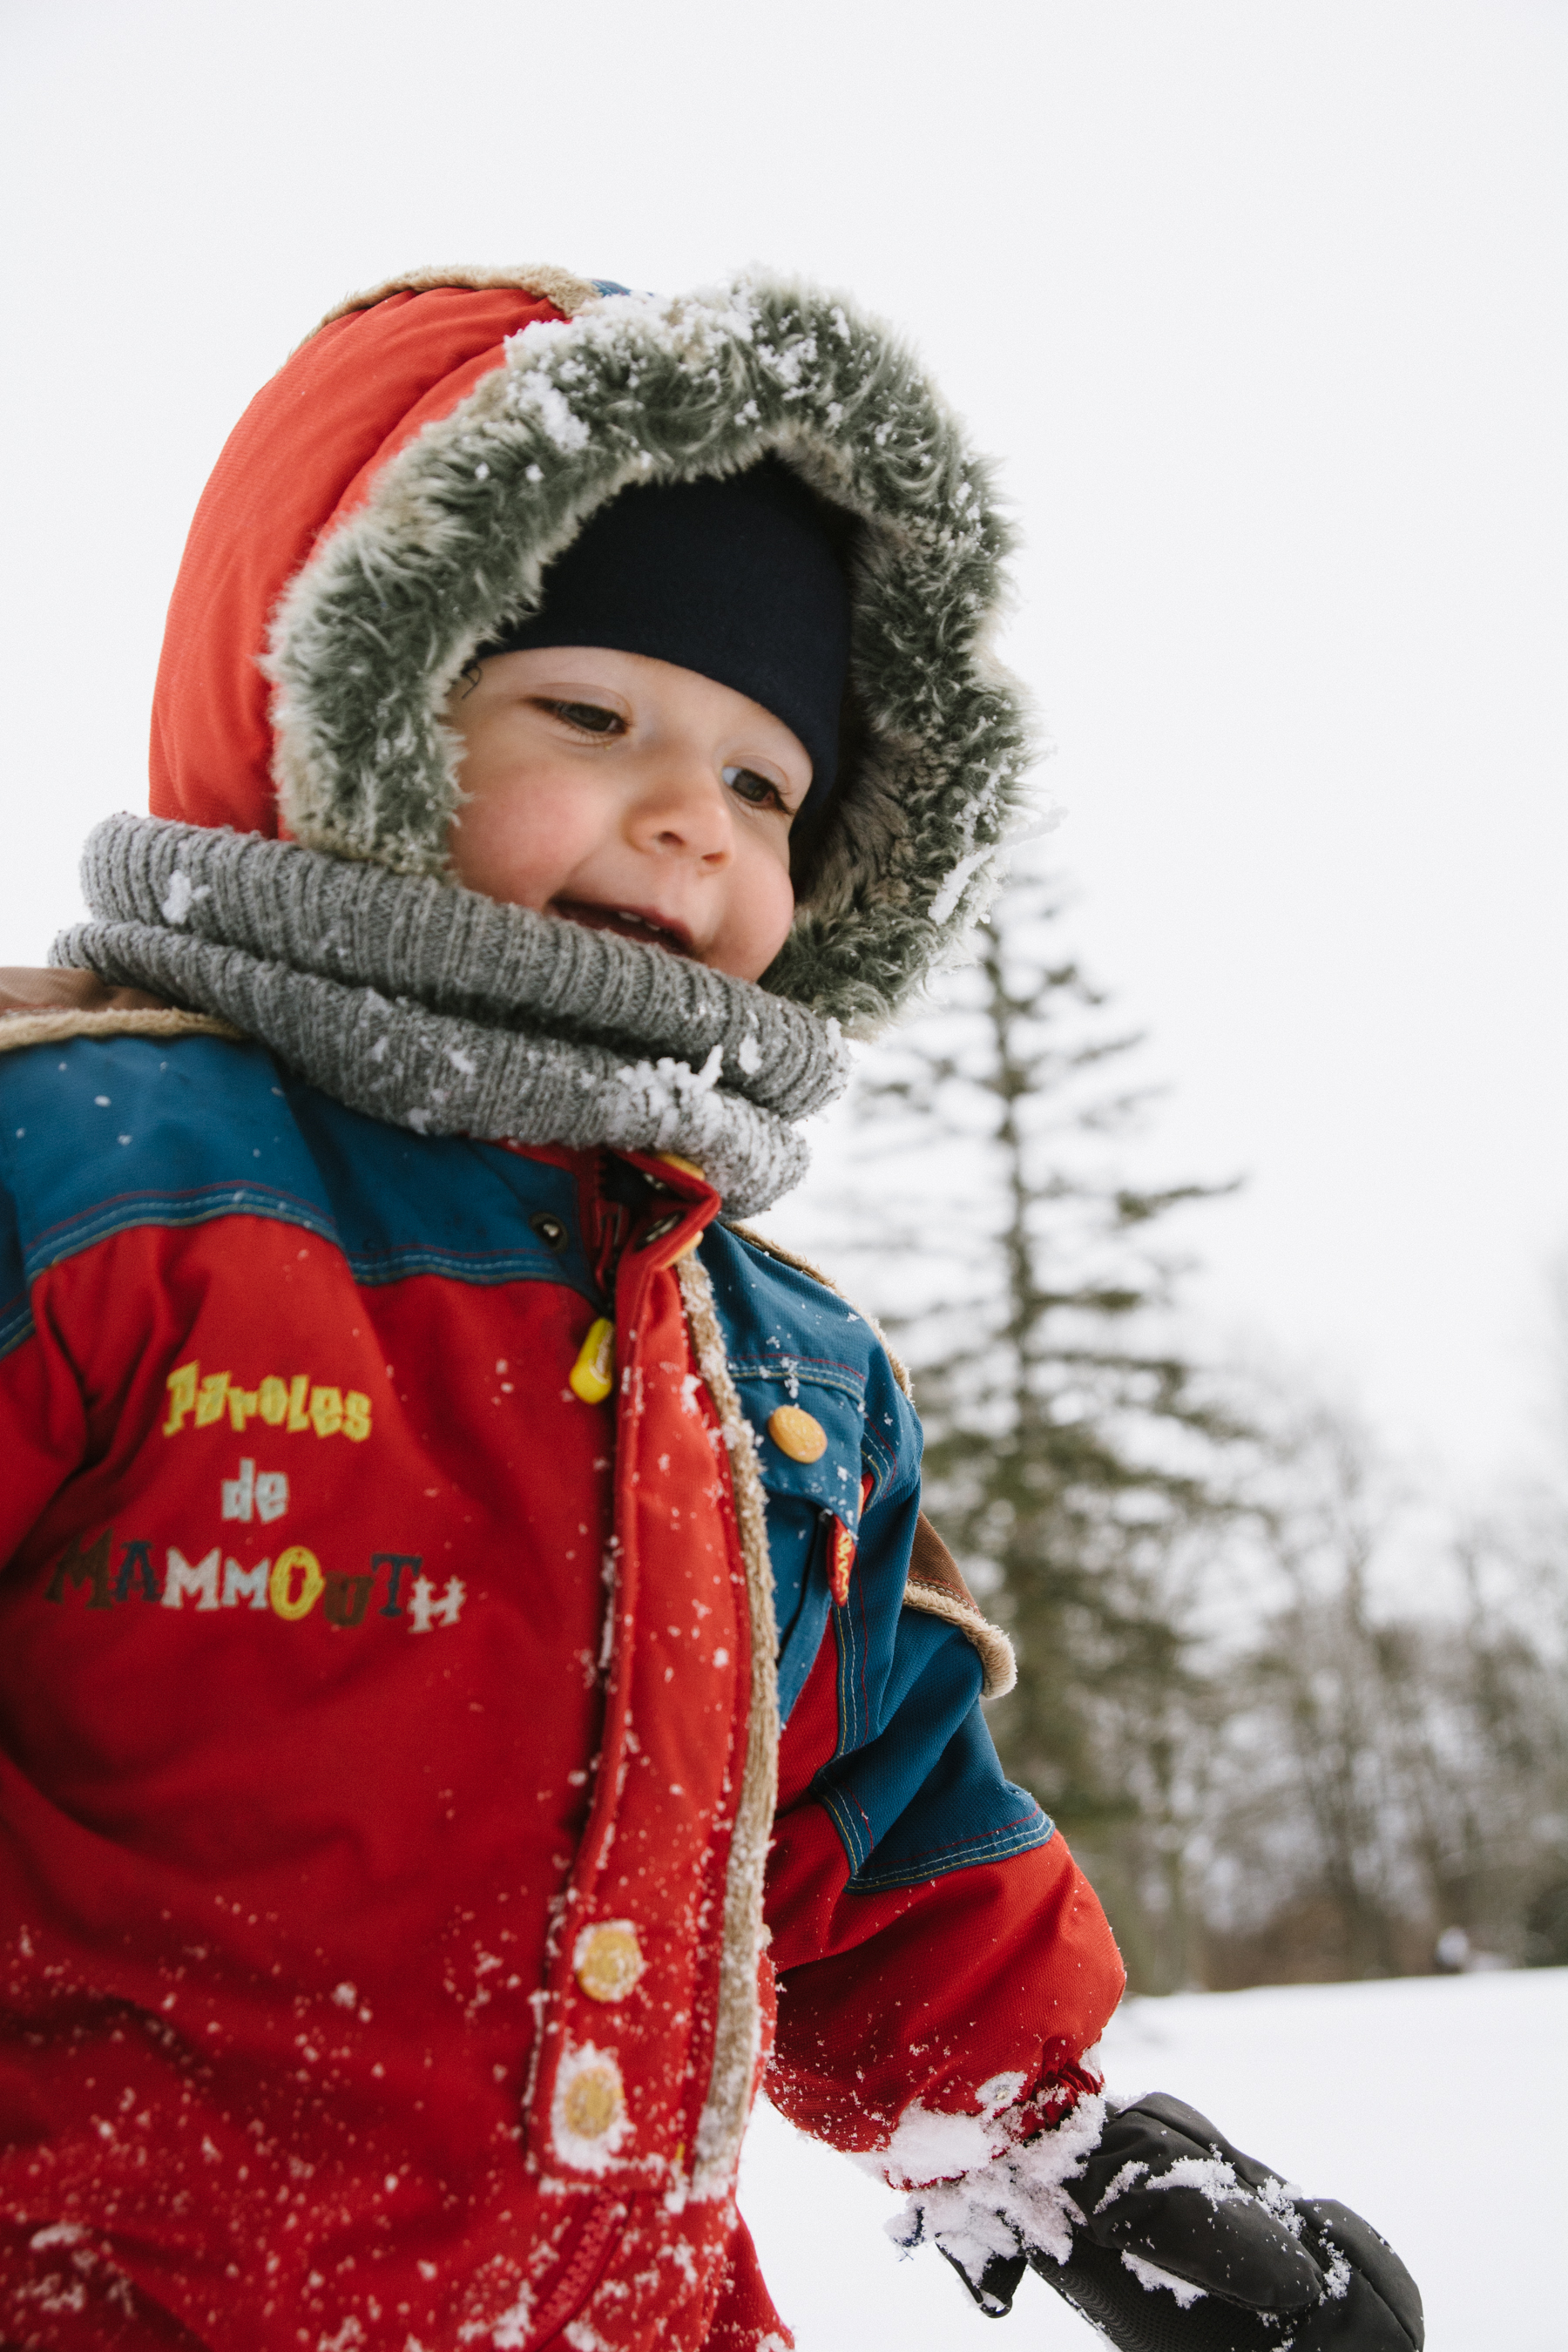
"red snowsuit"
0,276,1124,2352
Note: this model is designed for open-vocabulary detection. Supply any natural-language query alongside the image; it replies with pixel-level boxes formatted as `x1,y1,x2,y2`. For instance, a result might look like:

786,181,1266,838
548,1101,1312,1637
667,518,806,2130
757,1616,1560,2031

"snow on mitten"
892,2092,1423,2351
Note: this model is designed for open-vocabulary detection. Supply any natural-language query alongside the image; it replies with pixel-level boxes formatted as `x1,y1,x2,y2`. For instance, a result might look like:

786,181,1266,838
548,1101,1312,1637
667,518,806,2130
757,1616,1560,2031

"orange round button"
573,1921,645,2004
561,2060,623,2142
768,1405,828,1463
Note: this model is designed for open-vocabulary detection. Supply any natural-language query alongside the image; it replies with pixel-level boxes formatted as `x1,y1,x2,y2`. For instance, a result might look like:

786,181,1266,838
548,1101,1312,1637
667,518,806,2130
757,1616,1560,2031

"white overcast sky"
3,0,1565,1495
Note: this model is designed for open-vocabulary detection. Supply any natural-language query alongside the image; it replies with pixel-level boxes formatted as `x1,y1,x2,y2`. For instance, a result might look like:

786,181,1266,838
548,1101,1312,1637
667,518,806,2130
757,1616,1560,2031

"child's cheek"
449,767,586,909
714,851,795,983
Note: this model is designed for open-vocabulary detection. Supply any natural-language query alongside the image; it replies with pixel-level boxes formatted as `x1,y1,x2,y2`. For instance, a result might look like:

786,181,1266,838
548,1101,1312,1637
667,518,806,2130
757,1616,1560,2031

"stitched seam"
24,1190,341,1281
855,1804,1050,1869
20,1196,598,1302
0,1299,35,1362
343,1248,597,1300
832,1584,863,1755
834,1585,859,1753
28,1176,340,1252
857,1423,901,1497
730,1354,866,1393
849,1815,1054,1892
816,1781,873,1873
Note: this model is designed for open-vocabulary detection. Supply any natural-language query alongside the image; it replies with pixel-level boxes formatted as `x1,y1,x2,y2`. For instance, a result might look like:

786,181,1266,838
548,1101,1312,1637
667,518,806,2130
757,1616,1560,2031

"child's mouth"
553,902,695,956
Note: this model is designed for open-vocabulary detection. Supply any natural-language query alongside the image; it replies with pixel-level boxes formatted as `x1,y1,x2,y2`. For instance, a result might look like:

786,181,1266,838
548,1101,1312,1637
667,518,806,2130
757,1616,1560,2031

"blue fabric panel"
702,1222,923,1519
0,1036,338,1282
703,1222,924,1725
825,1477,923,1755
816,1609,1051,1890
0,1036,598,1321
702,1223,900,1411
0,1181,28,1362
759,1497,833,1719
277,1074,595,1301
699,1227,1050,1887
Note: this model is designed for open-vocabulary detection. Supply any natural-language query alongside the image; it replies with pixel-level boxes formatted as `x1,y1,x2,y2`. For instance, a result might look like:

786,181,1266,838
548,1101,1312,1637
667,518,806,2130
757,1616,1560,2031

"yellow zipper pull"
570,1316,616,1404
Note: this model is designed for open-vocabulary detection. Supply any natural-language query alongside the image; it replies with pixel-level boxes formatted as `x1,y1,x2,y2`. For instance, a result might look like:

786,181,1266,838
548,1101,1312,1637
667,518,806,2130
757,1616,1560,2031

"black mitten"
932,2093,1423,2351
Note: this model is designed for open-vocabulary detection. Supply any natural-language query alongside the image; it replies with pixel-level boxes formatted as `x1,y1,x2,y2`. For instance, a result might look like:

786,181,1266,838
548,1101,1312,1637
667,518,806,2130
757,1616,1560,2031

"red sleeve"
0,1319,87,1559
761,1634,1125,2163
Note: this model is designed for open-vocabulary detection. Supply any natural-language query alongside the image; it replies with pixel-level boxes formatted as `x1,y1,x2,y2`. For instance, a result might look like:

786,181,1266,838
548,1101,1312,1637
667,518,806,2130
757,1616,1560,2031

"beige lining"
902,1577,1017,1702
677,1248,780,2200
0,1008,240,1055
307,265,603,345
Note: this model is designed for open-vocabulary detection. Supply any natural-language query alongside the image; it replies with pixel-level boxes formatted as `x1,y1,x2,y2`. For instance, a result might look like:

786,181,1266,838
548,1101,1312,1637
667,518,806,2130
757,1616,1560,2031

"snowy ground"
738,1968,1568,2349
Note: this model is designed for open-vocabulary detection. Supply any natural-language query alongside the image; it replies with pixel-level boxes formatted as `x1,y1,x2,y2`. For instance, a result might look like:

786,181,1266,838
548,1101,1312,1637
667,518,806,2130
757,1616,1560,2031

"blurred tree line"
835,868,1568,1993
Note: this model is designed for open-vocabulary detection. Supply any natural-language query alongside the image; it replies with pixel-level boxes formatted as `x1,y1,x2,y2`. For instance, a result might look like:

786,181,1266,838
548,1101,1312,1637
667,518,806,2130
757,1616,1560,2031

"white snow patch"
929,848,990,927
855,2072,1037,2192
1119,2250,1206,2307
549,2041,631,2174
515,375,591,452
881,2093,1107,2281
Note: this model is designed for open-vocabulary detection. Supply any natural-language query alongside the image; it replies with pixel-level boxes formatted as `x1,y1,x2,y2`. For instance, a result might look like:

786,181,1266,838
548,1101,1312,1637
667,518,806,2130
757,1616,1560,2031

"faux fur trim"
264,272,1037,1034
677,1248,780,2199
0,1006,239,1053
306,264,605,342
902,1578,1017,1702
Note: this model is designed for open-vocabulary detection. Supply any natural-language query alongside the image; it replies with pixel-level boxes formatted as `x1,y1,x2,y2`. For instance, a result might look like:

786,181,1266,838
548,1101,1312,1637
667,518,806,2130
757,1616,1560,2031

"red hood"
150,280,573,836
142,266,1035,1035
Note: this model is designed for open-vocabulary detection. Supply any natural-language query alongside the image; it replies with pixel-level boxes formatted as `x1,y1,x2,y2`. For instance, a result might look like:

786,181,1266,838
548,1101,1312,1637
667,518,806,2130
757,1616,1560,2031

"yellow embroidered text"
162,1362,372,1442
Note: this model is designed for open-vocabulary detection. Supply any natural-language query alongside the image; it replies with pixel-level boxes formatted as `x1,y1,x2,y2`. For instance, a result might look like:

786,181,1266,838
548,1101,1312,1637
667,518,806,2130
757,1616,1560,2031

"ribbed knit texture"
53,815,849,1217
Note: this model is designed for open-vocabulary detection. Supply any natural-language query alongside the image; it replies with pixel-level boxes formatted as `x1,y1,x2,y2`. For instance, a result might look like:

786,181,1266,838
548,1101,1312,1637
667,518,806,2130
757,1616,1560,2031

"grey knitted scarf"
52,815,849,1217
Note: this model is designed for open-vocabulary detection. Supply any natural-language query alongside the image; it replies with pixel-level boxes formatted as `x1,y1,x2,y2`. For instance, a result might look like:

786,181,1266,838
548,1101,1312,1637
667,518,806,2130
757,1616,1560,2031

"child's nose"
628,760,733,861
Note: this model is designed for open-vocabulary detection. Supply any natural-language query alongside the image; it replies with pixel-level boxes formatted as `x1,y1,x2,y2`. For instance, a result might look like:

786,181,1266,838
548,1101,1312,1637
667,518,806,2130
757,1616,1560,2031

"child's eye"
539,699,624,736
722,765,787,812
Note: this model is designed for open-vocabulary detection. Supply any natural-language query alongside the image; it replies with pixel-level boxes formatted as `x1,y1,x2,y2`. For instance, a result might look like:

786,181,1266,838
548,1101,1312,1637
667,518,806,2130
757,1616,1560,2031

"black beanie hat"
477,457,851,823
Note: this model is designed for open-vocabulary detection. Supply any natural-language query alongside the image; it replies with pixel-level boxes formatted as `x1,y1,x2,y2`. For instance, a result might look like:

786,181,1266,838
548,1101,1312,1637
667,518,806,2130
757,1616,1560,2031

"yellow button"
658,1152,706,1182
561,2058,623,2142
574,1921,645,2004
768,1405,828,1463
570,1317,615,1404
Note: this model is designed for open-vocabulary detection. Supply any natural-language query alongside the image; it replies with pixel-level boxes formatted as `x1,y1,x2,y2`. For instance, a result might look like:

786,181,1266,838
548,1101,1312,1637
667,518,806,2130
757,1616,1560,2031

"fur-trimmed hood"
152,267,1036,1033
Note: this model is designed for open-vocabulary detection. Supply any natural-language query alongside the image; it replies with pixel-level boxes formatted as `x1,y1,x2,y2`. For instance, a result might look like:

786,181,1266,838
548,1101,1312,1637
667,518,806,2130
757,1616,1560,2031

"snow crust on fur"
264,270,1039,1035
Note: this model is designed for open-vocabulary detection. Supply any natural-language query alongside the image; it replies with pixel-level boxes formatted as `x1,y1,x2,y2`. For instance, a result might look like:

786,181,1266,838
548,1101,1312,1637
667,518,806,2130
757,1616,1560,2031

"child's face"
444,647,810,982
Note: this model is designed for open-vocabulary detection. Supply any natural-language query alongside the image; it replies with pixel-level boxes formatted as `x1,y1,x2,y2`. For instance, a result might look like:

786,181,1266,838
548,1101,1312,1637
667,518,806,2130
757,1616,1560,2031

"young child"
0,269,1421,2352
